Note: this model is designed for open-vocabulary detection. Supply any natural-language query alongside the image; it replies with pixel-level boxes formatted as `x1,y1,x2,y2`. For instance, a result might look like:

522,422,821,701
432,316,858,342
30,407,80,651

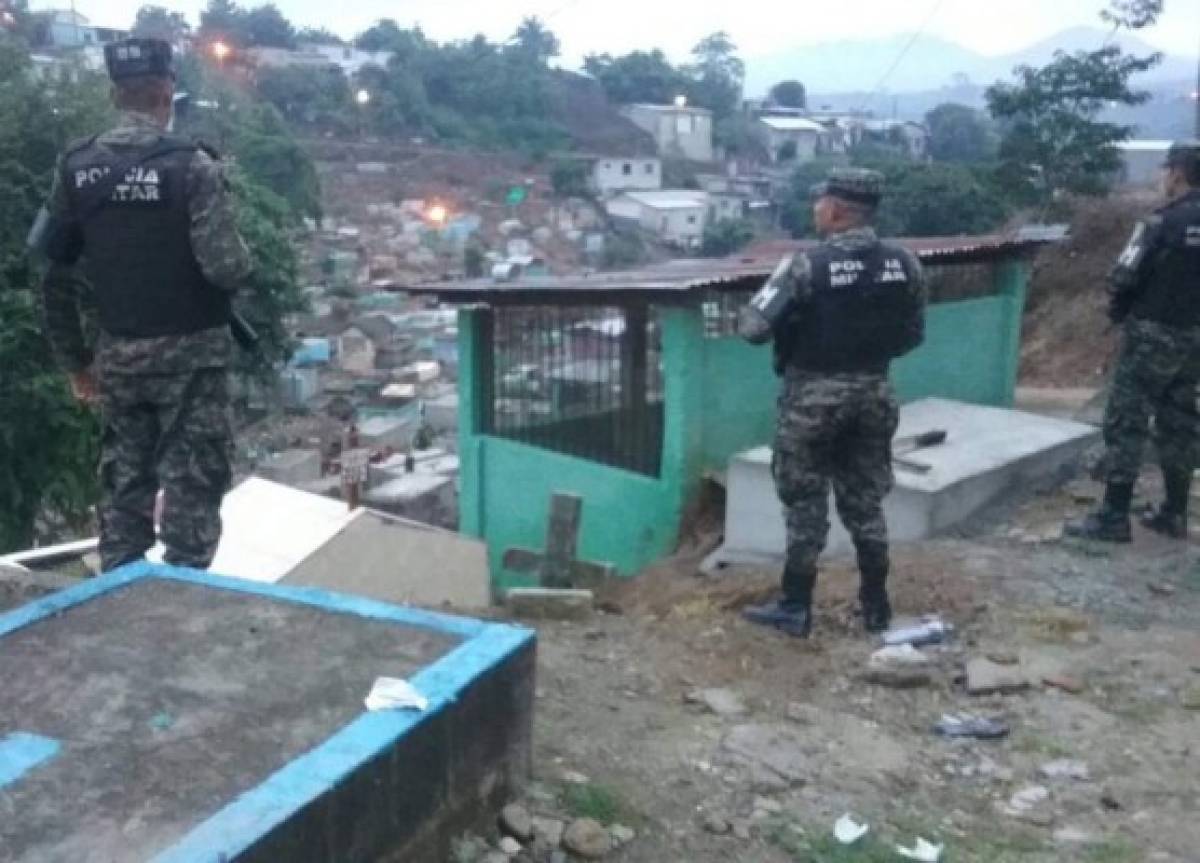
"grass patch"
1084,839,1139,863
561,782,638,826
1022,608,1092,643
1013,733,1073,758
764,822,897,862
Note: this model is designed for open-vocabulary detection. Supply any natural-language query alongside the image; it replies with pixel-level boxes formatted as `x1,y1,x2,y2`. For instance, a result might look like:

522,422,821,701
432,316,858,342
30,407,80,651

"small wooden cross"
502,493,617,589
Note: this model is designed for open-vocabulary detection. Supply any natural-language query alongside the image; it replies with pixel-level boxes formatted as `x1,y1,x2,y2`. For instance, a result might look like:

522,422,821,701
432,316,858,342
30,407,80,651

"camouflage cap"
1165,140,1200,183
811,167,884,207
104,38,174,82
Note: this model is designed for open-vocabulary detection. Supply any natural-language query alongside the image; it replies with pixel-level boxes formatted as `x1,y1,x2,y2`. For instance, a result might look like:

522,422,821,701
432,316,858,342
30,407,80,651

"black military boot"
1064,482,1133,543
1141,468,1190,539
742,562,815,638
857,543,892,634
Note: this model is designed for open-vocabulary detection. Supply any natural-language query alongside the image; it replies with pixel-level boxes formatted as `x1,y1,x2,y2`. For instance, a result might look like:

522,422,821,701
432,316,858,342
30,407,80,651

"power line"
856,0,949,114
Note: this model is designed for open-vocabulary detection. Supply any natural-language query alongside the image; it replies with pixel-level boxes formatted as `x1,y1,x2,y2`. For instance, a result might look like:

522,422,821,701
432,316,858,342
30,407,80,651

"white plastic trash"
896,837,943,862
364,677,429,712
833,814,869,845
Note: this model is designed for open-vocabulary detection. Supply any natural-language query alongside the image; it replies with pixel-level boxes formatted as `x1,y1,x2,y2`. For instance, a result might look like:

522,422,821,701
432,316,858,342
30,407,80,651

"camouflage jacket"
40,111,252,375
738,227,928,380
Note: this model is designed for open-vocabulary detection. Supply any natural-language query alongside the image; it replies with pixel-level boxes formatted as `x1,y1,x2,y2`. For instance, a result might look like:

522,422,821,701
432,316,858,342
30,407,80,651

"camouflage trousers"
773,371,899,572
98,368,233,573
1103,318,1200,486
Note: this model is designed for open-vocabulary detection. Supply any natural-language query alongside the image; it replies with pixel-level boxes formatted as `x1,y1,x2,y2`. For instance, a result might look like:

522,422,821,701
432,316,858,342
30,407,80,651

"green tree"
550,159,590,198
701,218,754,257
768,80,807,110
512,16,559,66
355,18,407,52
583,49,688,105
242,4,295,48
296,27,343,46
0,34,110,549
256,64,353,131
684,32,744,120
985,0,1162,203
132,5,192,41
199,0,243,44
925,102,994,164
873,162,1011,236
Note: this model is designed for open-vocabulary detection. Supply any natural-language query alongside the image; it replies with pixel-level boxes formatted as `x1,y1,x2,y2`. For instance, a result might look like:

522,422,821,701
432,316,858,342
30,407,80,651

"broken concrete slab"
685,688,748,717
711,398,1099,565
0,563,535,862
720,724,809,788
505,588,594,622
149,478,492,610
966,657,1034,695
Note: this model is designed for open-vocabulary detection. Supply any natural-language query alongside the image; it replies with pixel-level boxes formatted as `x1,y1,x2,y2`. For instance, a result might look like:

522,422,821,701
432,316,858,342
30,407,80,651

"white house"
758,117,825,163
1115,140,1172,187
249,45,394,76
624,104,714,163
592,156,662,196
42,10,126,49
607,190,710,248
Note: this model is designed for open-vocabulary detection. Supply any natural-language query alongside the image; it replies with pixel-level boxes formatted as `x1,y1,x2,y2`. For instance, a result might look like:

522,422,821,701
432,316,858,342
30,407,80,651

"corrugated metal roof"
404,233,1059,302
760,117,825,132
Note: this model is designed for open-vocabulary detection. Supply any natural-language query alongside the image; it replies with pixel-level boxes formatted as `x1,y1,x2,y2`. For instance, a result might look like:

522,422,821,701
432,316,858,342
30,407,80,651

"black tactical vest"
783,240,924,374
63,136,230,339
1131,191,1200,327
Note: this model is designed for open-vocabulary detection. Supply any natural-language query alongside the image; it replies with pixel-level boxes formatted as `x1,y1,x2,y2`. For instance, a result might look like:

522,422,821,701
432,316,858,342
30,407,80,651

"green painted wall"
892,260,1027,407
458,259,1031,585
457,306,705,586
700,337,778,473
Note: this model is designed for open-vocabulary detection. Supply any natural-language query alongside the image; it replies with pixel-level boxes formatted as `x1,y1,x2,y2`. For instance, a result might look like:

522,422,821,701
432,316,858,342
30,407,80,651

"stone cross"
501,493,616,589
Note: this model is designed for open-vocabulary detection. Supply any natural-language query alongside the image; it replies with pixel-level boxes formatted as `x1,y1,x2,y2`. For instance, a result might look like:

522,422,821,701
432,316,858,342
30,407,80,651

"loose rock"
499,804,534,843
498,836,522,855
1039,759,1090,782
721,724,809,788
563,818,612,859
532,816,566,848
966,657,1032,695
864,645,933,688
685,688,747,718
610,824,636,846
703,814,732,835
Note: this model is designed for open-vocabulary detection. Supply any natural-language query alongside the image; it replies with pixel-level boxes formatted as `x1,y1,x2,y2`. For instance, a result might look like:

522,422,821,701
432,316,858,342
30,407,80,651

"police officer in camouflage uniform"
738,169,927,638
33,38,252,572
1066,141,1200,543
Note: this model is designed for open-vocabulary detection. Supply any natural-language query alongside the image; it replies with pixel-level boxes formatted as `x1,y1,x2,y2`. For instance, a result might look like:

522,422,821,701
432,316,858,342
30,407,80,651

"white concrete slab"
712,398,1098,568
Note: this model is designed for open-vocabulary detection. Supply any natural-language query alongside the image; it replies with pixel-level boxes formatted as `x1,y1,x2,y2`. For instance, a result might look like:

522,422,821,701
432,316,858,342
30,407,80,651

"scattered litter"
364,677,429,712
149,712,174,731
896,837,943,861
871,644,930,665
1039,759,1090,781
1043,674,1084,694
933,713,1010,740
833,814,869,845
883,617,952,647
1007,785,1050,813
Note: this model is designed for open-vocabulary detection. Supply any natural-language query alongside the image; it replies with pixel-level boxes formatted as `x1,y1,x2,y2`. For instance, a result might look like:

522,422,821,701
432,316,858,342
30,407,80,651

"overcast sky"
39,0,1200,64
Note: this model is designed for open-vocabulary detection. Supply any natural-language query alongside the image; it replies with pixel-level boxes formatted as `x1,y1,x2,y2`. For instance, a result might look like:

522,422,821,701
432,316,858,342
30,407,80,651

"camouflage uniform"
1067,153,1200,542
40,110,252,572
761,228,924,573
1102,317,1200,486
739,166,927,636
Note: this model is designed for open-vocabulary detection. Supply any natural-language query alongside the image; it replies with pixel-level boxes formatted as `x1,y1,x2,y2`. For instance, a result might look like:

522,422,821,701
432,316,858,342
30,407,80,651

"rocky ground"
464,469,1200,863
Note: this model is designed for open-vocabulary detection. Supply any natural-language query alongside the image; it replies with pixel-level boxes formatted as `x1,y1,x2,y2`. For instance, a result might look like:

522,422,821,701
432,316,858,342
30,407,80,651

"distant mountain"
745,26,1195,97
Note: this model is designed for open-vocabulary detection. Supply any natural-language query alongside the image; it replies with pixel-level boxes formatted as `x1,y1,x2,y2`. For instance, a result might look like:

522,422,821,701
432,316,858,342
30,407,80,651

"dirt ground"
477,468,1200,863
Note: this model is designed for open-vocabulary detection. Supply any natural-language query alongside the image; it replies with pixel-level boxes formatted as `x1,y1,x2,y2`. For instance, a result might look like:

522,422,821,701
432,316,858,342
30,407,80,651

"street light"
211,40,230,64
674,94,688,108
355,88,371,107
427,203,448,225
